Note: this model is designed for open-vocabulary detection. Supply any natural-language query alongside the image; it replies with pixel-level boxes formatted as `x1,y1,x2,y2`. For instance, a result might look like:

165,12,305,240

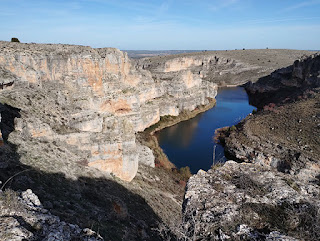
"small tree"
11,37,20,43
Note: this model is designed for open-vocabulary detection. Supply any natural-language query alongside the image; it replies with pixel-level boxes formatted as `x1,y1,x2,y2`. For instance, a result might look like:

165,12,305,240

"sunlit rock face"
137,54,261,88
0,41,217,181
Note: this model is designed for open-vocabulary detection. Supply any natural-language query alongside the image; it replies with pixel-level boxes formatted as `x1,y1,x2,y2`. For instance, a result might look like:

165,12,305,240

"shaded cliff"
245,53,320,108
0,101,185,240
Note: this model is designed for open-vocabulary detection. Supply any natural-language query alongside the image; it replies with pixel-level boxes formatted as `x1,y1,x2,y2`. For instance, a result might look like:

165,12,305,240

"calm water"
156,87,255,173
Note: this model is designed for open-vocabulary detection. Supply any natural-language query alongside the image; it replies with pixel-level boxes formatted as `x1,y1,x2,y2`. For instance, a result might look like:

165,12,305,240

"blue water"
156,87,255,173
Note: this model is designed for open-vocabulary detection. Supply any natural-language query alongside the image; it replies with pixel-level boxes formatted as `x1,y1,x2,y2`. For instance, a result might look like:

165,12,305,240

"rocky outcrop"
0,188,103,240
0,66,16,89
182,161,320,240
0,41,217,181
245,53,320,108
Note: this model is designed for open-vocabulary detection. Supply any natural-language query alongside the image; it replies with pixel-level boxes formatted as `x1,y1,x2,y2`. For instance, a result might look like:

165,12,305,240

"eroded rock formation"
0,41,217,181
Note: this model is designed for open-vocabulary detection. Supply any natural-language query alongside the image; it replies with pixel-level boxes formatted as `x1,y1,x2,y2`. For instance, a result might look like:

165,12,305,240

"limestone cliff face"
137,49,315,88
0,41,217,181
245,53,320,108
137,54,255,87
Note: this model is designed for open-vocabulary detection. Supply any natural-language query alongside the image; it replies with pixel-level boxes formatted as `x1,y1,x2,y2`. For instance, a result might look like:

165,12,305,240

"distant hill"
123,50,204,59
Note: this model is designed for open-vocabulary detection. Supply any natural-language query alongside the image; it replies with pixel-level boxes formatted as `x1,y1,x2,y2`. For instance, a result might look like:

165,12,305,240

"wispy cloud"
284,0,320,11
209,0,239,11
239,16,320,25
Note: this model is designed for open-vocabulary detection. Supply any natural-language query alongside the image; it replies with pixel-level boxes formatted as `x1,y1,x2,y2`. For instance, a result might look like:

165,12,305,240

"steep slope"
0,41,217,181
245,53,320,107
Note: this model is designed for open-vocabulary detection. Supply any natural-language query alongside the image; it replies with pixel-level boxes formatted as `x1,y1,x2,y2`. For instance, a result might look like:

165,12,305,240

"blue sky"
1,0,320,50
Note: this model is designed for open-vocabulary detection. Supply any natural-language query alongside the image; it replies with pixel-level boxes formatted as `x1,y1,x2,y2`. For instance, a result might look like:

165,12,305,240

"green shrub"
179,166,192,181
11,37,20,43
229,125,236,131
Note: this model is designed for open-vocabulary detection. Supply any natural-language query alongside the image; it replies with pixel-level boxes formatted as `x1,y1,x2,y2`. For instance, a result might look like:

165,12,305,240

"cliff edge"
181,53,320,240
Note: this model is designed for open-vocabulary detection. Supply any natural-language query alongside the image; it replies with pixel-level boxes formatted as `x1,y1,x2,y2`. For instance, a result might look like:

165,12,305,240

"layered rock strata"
137,49,314,87
0,41,217,181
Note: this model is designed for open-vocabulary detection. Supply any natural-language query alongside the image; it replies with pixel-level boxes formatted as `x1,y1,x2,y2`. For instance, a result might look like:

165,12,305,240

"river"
156,87,255,173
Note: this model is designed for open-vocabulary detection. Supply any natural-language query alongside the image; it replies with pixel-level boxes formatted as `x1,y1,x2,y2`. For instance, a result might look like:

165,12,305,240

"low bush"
11,37,20,43
179,166,192,181
230,125,237,131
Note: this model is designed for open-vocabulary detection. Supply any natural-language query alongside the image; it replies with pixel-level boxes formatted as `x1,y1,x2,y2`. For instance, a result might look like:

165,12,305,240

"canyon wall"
0,41,217,181
245,53,320,108
181,53,320,240
137,49,314,87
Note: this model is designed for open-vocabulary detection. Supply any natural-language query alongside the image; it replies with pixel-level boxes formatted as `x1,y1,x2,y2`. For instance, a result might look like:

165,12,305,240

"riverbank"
156,87,256,172
137,97,216,169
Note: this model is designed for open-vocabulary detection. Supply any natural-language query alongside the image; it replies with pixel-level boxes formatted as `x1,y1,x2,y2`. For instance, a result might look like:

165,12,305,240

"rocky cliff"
181,53,320,240
0,41,217,181
245,53,320,108
137,49,314,87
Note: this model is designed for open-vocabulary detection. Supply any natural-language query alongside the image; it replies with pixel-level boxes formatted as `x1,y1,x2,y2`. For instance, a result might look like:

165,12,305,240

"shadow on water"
157,87,256,173
0,103,167,241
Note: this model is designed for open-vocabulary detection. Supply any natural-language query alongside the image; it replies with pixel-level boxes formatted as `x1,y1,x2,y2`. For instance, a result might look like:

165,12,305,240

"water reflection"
157,87,255,173
156,113,203,148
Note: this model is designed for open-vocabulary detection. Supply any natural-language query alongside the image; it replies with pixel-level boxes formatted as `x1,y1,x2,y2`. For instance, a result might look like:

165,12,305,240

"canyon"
0,41,318,240
0,41,217,182
183,53,320,240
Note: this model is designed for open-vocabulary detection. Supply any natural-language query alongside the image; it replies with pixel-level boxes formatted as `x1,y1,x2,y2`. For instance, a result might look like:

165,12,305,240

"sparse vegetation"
11,37,20,43
229,125,236,131
179,166,192,181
